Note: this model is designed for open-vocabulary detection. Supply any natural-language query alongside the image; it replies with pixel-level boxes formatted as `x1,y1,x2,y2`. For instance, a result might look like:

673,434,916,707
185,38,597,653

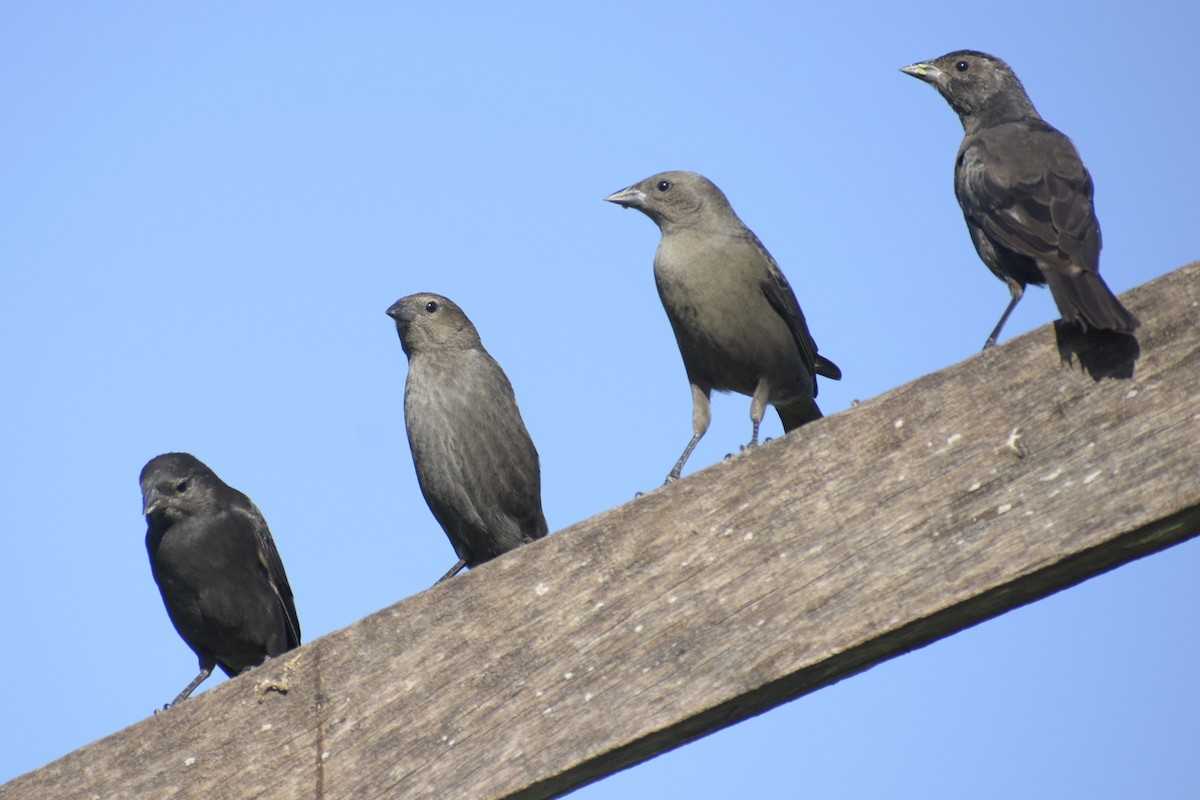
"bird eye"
425,301,439,313
955,60,969,72
175,479,189,493
656,180,671,192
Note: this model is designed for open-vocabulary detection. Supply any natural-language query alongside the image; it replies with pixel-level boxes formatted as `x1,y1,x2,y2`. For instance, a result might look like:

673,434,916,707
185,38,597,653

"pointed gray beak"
604,186,646,209
386,301,417,323
901,61,944,85
142,485,162,517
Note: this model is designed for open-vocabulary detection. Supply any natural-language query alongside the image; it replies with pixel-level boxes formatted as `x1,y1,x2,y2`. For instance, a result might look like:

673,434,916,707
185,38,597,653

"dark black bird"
387,293,548,582
902,50,1138,348
605,170,841,482
141,453,300,707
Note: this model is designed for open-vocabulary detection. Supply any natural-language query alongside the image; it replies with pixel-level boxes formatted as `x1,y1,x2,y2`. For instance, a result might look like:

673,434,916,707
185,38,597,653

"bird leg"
435,557,469,584
743,420,761,452
984,280,1025,350
743,378,770,451
167,659,215,709
666,432,703,483
666,385,712,483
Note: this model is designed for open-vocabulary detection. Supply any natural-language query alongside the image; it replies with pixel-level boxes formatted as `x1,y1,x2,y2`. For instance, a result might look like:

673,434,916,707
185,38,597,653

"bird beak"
901,61,944,86
386,301,417,324
142,485,162,517
604,186,646,209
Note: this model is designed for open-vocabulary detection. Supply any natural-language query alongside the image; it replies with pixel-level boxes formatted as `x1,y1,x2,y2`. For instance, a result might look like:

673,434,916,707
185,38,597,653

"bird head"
902,50,1038,129
604,170,736,232
140,452,218,522
386,293,481,356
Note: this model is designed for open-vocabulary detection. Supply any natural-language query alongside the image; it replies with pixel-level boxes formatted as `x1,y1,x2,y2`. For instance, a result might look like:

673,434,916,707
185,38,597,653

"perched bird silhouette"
141,453,300,708
606,170,841,483
387,293,548,582
902,50,1138,348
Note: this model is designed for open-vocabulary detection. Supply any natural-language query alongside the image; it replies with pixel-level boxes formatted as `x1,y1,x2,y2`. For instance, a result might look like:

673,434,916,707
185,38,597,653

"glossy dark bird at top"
141,453,300,708
387,293,548,583
606,170,841,483
902,50,1138,349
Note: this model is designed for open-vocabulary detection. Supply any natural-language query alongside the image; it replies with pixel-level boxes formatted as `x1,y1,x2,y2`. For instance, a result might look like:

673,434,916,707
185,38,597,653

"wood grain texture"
5,262,1198,800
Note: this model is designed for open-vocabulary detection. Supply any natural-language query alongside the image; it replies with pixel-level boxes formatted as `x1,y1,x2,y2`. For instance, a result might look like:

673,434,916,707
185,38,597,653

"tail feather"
777,400,823,433
815,355,842,381
1045,268,1139,334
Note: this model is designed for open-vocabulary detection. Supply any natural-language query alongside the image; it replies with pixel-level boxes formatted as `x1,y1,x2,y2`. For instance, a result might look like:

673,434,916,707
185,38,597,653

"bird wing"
411,351,548,561
747,231,827,385
238,500,302,648
465,355,548,542
957,121,1101,273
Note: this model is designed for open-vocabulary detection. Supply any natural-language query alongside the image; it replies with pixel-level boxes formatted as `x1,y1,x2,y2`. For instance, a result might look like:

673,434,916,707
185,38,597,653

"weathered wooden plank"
4,262,1198,800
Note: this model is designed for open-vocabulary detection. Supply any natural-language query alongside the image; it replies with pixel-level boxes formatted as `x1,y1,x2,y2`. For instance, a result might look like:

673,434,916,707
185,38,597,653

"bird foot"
245,654,274,672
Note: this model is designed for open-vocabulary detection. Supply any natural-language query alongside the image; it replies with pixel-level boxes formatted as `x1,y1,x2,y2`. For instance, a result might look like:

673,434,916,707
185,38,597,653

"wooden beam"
5,262,1199,800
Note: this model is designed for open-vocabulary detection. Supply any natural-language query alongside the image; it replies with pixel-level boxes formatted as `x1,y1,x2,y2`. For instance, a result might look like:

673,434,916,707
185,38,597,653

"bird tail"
777,400,823,433
815,355,842,381
1045,269,1139,334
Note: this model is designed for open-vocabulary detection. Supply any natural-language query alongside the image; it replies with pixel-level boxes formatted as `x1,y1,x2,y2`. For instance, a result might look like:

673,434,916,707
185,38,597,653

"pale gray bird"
387,293,548,582
141,453,300,708
605,171,842,483
902,50,1138,348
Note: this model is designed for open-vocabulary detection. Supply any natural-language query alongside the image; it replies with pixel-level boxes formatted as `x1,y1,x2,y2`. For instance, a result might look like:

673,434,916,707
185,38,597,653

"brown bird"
606,170,841,482
387,293,548,582
902,50,1138,348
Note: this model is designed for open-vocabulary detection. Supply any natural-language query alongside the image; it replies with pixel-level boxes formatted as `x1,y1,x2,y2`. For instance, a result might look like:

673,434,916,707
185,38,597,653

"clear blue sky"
2,2,1197,796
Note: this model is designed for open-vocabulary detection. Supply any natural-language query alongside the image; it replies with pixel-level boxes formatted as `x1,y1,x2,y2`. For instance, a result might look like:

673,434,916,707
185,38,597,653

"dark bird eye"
175,479,189,493
425,301,439,313
656,180,671,192
955,60,969,72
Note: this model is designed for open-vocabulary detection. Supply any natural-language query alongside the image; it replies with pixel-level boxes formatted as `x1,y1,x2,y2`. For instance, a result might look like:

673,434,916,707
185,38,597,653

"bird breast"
654,233,803,395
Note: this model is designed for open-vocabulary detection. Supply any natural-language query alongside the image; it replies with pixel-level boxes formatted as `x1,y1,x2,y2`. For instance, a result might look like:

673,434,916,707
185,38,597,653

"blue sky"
2,2,1198,796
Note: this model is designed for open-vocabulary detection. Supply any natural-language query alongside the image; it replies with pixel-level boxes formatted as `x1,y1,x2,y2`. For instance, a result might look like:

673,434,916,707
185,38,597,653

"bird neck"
962,92,1040,133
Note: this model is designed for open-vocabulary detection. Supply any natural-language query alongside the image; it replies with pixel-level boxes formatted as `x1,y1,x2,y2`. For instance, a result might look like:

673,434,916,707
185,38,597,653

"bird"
140,453,300,708
901,50,1138,349
605,170,841,483
386,293,548,583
